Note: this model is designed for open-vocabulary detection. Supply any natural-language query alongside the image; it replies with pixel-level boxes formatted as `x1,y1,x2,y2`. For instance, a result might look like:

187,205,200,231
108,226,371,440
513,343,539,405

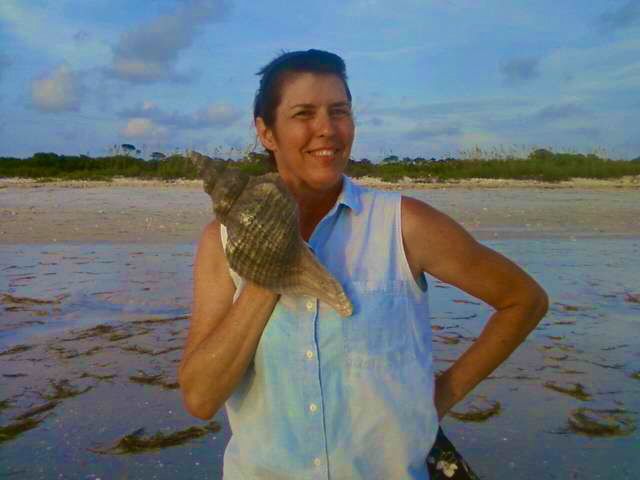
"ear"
255,117,278,152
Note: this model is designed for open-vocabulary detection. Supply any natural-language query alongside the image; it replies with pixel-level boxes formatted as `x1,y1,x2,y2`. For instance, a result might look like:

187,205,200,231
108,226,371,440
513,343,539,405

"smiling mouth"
307,149,340,158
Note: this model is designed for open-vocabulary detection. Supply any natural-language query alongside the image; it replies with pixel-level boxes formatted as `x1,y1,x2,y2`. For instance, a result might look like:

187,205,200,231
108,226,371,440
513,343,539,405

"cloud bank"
108,0,230,83
31,65,84,112
119,101,242,129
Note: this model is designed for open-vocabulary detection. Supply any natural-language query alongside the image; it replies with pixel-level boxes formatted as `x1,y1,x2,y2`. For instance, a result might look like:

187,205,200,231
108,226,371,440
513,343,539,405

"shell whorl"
188,151,353,317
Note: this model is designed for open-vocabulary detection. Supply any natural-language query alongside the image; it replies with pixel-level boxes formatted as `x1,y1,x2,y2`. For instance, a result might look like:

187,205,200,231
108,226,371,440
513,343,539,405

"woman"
179,49,548,479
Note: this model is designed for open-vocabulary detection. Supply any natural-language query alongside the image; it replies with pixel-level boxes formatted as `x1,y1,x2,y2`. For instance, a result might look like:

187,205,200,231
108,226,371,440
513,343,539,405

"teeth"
310,150,336,157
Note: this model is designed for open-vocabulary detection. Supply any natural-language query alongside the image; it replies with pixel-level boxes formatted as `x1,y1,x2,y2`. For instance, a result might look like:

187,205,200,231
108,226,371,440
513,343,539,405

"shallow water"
1,239,639,479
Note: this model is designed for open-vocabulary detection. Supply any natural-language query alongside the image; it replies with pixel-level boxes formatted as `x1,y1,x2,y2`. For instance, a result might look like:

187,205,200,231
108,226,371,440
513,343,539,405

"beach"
1,175,639,244
1,178,639,479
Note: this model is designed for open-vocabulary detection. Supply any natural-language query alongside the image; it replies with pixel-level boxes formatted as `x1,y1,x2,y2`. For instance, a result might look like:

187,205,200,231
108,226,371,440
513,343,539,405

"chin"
307,167,344,190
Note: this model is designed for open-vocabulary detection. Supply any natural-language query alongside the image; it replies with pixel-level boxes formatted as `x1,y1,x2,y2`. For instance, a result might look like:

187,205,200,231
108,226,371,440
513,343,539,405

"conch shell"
189,151,353,317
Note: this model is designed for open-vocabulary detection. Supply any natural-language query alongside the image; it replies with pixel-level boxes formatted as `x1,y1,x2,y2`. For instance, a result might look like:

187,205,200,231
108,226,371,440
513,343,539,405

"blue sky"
1,0,639,161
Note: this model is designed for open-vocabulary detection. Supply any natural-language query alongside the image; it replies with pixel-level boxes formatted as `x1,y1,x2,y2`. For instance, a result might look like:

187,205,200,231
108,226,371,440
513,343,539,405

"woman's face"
257,72,355,194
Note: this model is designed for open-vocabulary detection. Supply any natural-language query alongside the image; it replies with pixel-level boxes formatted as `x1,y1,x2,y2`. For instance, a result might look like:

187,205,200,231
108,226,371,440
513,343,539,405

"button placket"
302,295,326,478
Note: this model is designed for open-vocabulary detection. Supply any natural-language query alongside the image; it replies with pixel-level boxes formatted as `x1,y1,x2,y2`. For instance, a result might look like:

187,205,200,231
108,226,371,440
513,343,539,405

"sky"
1,0,639,161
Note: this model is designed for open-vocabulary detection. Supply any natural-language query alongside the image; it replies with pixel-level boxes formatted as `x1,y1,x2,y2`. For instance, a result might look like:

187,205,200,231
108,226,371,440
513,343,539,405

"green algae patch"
630,371,640,380
79,372,116,381
0,293,66,305
0,417,47,444
0,398,13,413
544,382,591,401
0,344,33,356
63,324,116,341
129,371,179,390
14,401,59,420
89,422,220,454
44,379,92,400
567,408,636,437
449,398,501,422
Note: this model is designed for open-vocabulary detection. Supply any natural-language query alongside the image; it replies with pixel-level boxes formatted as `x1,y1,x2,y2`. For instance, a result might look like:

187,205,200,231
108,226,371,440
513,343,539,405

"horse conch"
189,151,353,317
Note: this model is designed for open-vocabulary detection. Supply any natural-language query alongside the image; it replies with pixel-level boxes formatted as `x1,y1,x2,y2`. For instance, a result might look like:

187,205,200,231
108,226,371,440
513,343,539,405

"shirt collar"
336,175,362,214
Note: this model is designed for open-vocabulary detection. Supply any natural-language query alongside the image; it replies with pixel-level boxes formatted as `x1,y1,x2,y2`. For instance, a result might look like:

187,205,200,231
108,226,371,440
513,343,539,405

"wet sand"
1,176,639,244
1,178,639,479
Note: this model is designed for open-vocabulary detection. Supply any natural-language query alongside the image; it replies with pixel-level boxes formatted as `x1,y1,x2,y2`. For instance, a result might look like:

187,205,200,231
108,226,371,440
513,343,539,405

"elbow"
178,369,222,420
180,387,221,421
525,284,549,328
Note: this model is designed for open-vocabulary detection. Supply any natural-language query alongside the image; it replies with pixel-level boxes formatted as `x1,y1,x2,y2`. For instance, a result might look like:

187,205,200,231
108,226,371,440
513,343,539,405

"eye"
294,110,312,118
331,108,351,117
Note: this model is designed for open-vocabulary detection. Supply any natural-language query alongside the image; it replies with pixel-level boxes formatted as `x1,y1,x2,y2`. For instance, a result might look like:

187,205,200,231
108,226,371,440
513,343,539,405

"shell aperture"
189,151,353,317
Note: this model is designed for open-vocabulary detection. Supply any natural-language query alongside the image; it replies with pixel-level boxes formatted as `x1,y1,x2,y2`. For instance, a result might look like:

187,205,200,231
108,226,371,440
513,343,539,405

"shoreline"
1,174,640,190
1,176,639,244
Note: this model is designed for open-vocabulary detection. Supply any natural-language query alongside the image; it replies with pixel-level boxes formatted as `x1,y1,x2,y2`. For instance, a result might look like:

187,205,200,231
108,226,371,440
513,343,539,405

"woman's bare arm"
401,196,549,420
178,220,279,420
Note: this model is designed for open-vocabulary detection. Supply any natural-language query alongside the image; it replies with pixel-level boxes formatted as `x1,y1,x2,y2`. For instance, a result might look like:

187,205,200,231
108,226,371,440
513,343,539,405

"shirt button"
306,300,315,311
309,403,317,413
313,457,321,467
306,350,314,359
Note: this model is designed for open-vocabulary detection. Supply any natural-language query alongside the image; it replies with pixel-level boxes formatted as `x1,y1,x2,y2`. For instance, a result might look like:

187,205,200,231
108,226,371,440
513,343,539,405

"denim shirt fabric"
220,176,438,479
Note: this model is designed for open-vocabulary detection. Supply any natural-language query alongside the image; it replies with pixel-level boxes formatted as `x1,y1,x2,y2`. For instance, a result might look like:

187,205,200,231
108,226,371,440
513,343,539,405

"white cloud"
31,65,84,112
108,0,230,83
118,101,242,129
121,118,168,141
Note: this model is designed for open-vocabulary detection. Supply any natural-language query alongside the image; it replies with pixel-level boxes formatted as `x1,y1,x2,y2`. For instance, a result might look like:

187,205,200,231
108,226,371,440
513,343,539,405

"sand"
1,176,639,244
1,177,639,479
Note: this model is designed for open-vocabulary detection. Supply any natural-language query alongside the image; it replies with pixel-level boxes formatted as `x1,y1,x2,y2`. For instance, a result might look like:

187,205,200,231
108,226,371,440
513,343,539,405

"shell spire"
188,151,353,317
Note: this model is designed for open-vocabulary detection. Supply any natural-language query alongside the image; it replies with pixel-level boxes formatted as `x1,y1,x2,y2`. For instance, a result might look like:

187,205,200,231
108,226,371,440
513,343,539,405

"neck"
282,176,344,241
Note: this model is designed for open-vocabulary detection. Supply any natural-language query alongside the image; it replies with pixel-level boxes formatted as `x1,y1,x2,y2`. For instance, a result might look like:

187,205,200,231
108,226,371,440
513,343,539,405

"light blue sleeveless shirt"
220,175,438,479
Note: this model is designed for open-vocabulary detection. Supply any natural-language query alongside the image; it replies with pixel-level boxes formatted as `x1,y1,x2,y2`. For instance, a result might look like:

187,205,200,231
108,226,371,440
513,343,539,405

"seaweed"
79,372,116,381
14,401,58,420
43,379,92,400
567,408,636,437
129,371,179,390
0,345,33,356
107,331,135,341
0,417,47,444
449,399,501,422
89,421,220,454
132,314,189,326
63,324,115,341
0,293,67,305
0,398,13,413
544,382,591,401
630,371,640,380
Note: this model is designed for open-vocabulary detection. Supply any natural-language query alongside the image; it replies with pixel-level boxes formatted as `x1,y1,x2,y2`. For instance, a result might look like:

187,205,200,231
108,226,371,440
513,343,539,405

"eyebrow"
289,101,351,110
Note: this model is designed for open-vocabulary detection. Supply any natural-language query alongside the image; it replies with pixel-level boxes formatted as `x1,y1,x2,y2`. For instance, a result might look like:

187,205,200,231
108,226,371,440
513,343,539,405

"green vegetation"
567,408,636,437
0,417,45,444
1,148,639,182
449,399,502,422
89,422,220,454
543,381,592,401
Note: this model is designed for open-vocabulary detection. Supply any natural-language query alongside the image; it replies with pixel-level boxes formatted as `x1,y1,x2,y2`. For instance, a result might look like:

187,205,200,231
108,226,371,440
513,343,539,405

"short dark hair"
253,49,352,164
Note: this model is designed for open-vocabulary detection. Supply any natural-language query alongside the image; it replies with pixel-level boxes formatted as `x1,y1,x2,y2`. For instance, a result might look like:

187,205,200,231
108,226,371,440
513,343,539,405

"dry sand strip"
1,177,639,244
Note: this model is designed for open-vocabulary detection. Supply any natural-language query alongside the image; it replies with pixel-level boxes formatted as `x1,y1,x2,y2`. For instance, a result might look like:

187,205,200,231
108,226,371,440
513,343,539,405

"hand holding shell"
189,151,353,317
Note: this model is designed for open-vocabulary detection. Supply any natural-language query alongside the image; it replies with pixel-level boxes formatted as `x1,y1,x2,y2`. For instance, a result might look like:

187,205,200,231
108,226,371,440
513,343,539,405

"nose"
315,110,336,137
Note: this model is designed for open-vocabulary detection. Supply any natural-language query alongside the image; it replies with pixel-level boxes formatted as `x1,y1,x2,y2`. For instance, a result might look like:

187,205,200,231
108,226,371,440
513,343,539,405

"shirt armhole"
396,195,428,294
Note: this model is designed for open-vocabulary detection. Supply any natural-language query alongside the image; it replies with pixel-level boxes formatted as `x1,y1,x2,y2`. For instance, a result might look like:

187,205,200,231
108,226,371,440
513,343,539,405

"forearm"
179,282,279,419
435,295,548,419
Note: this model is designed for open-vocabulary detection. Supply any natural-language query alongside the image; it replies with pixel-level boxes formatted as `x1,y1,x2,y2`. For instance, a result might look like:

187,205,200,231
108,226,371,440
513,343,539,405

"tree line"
1,149,639,183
